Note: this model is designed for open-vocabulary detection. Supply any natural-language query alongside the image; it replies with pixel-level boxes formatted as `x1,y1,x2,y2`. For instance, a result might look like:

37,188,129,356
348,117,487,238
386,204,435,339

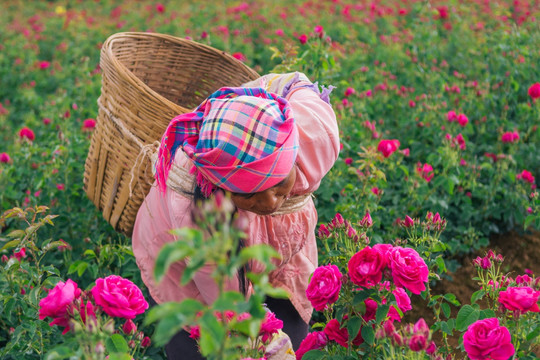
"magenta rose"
377,139,400,158
39,279,81,333
388,287,412,322
323,319,349,347
348,246,386,288
295,331,327,360
388,247,429,294
463,318,515,360
91,275,148,319
259,311,283,343
306,264,343,311
498,286,540,313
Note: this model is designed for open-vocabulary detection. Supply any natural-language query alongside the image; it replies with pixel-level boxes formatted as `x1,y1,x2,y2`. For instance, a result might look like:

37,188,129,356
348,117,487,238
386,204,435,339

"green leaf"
199,312,227,356
347,317,362,342
45,346,73,360
107,354,133,360
456,305,480,331
479,309,496,319
441,303,451,319
361,325,375,345
239,244,281,266
352,291,371,308
303,350,327,360
526,324,540,341
443,293,460,306
212,291,245,311
105,334,129,353
0,239,21,251
376,304,390,323
7,230,25,239
524,215,536,229
144,299,204,326
154,240,195,283
471,290,485,304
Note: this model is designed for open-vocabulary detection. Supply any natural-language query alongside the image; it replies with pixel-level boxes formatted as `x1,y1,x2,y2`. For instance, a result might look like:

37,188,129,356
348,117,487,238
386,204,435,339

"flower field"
0,0,539,359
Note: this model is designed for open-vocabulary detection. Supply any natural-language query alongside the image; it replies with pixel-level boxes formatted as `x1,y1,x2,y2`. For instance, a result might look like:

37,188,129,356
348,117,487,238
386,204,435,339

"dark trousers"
158,296,308,360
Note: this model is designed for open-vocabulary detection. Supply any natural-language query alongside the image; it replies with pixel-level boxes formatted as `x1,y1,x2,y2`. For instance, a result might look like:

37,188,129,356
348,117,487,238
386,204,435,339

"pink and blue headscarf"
155,87,298,196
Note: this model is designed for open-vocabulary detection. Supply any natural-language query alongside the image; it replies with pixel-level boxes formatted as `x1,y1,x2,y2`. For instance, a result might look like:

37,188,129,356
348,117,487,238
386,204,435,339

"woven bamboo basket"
83,32,259,236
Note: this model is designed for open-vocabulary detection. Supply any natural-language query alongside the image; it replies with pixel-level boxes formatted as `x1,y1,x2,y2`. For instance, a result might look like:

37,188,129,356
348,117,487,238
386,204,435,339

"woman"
132,72,340,358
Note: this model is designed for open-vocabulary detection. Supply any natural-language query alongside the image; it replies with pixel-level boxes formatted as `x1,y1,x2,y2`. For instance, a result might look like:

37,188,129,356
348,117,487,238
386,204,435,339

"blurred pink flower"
457,113,469,126
82,118,96,131
436,6,449,19
344,87,355,97
447,110,457,122
259,311,283,343
141,336,151,347
359,210,373,228
416,163,434,182
0,152,10,163
377,139,400,158
19,127,35,141
516,170,535,184
155,3,165,13
344,157,353,165
231,52,247,62
454,133,466,150
56,183,65,191
298,34,308,44
43,117,51,125
314,25,324,37
402,215,415,228
13,247,26,261
528,83,540,99
501,131,519,143
275,28,284,36
39,61,50,69
371,187,380,195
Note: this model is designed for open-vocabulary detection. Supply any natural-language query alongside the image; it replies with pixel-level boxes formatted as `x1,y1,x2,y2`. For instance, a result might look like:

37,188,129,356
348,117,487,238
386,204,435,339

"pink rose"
306,265,343,311
447,110,457,122
463,318,515,360
13,247,26,261
498,286,540,313
416,163,434,182
0,152,10,163
82,118,96,131
516,170,535,184
298,34,308,44
377,139,400,158
457,113,469,126
295,331,327,360
348,246,386,287
323,319,349,347
259,311,283,343
528,83,540,99
39,279,82,333
501,131,519,143
388,247,429,294
91,275,148,319
19,127,35,141
388,287,412,321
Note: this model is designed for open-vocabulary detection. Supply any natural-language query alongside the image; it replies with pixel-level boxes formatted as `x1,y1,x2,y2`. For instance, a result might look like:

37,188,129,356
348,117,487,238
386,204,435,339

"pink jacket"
132,76,340,323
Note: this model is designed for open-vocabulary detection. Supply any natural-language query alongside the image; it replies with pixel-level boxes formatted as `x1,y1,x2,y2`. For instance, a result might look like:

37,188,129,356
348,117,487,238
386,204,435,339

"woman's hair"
184,181,249,296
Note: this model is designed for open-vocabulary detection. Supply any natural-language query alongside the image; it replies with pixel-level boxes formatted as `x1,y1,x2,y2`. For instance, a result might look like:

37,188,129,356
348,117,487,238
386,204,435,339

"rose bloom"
306,264,343,311
377,139,400,158
259,311,283,343
323,318,363,348
19,127,35,141
0,152,10,163
298,34,308,44
295,331,327,360
91,275,148,319
501,131,519,143
498,286,540,312
463,318,515,360
457,113,469,126
39,279,82,333
82,118,96,130
416,162,434,182
388,247,429,294
388,287,412,321
348,246,386,287
528,82,540,99
516,170,535,184
232,52,247,62
447,110,457,122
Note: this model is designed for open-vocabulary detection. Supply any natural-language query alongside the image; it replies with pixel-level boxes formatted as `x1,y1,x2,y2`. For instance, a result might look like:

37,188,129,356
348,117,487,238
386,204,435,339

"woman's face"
230,165,297,216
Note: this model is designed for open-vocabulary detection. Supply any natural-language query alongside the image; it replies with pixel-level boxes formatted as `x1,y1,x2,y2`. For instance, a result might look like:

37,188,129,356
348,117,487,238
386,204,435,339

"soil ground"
403,228,540,358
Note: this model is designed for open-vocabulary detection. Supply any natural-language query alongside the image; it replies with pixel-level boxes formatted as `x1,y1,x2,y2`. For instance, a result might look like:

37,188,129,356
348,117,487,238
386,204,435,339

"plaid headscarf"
155,87,298,196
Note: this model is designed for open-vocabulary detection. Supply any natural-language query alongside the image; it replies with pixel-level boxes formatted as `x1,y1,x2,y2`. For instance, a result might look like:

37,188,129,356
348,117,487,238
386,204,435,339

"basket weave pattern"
84,32,259,236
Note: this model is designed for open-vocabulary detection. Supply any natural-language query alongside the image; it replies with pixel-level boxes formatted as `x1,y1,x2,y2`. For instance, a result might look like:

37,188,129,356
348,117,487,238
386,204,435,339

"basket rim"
101,31,260,114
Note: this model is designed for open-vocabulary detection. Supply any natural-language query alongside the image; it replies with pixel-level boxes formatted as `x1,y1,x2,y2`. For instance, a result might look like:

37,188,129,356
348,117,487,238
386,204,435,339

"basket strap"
156,157,313,215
